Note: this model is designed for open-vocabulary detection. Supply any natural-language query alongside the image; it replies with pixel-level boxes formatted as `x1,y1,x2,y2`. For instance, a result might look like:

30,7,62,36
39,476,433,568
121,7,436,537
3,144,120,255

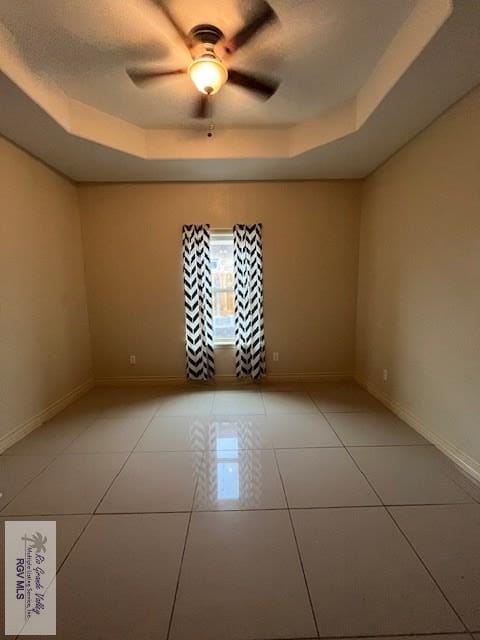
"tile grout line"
5,387,479,638
165,508,194,640
7,397,174,637
10,511,94,640
310,392,480,500
4,499,477,518
433,461,480,504
2,394,162,509
1,412,101,513
247,633,474,640
43,407,162,597
2,443,443,456
272,446,321,639
91,409,159,515
51,510,96,592
165,451,203,640
1,456,57,513
322,411,469,633
259,388,320,635
54,410,103,453
21,403,166,639
386,502,471,632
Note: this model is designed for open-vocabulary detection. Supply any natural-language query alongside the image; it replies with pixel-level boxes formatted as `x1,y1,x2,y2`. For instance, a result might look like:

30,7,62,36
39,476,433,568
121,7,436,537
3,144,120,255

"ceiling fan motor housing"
190,24,225,45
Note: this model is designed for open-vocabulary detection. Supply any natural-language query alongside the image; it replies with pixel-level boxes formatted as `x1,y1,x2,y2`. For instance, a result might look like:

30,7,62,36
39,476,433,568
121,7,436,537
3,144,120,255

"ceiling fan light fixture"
188,55,228,95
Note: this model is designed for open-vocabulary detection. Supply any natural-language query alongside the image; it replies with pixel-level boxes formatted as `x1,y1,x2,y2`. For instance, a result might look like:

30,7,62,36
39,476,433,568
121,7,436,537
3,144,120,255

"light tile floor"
1,381,480,640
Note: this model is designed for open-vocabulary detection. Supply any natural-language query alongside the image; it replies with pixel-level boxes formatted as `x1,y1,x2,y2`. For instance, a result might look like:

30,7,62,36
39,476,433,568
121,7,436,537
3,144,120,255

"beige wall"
79,180,361,380
2,85,480,475
0,137,92,445
356,85,480,467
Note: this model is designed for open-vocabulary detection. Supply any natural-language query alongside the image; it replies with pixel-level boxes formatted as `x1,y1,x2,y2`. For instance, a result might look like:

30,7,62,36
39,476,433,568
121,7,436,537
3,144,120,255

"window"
210,231,235,344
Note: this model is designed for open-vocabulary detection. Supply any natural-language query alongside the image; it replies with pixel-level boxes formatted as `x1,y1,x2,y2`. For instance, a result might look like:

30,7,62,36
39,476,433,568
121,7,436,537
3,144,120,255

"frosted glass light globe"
189,56,228,95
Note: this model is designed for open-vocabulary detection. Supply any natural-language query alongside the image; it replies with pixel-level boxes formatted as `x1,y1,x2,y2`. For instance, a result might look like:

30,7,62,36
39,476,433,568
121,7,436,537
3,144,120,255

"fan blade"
149,0,193,54
127,68,186,87
223,0,278,54
193,94,212,119
228,68,279,99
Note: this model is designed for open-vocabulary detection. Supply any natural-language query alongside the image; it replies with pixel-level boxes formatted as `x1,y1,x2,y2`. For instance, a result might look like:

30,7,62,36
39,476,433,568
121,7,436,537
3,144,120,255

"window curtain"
233,224,266,380
182,224,215,380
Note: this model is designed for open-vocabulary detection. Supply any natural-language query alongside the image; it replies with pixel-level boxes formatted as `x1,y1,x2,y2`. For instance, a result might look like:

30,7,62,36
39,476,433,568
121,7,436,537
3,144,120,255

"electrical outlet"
273,352,279,362
129,355,136,366
383,368,388,382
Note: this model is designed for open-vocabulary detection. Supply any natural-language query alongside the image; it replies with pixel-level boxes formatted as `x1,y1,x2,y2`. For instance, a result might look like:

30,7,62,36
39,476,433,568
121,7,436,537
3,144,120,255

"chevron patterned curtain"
233,224,266,380
182,224,215,380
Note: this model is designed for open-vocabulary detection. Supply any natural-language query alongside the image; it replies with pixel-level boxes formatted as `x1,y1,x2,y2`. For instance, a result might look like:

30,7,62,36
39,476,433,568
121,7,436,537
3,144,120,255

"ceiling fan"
127,0,280,119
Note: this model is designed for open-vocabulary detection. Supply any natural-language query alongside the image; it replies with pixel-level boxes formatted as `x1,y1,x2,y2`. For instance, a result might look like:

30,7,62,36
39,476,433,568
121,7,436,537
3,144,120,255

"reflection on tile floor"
1,382,479,639
194,449,287,511
136,414,272,452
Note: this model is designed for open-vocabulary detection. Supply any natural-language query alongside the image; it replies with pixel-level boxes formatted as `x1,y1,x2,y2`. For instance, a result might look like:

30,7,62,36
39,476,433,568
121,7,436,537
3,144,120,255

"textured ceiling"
0,0,415,127
1,0,480,181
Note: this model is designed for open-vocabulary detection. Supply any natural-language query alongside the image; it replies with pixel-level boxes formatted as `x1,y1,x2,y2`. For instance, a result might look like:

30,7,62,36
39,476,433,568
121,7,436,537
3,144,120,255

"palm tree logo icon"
22,532,47,554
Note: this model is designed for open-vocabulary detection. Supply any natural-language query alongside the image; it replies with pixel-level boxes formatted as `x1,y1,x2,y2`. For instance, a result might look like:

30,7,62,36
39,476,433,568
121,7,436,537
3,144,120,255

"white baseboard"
96,375,192,387
355,374,480,484
264,372,353,383
95,371,353,387
0,378,94,454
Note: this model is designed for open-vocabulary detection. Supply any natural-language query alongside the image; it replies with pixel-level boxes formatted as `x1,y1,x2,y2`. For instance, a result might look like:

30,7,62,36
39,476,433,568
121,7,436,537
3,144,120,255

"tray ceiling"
0,0,415,127
1,0,480,181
